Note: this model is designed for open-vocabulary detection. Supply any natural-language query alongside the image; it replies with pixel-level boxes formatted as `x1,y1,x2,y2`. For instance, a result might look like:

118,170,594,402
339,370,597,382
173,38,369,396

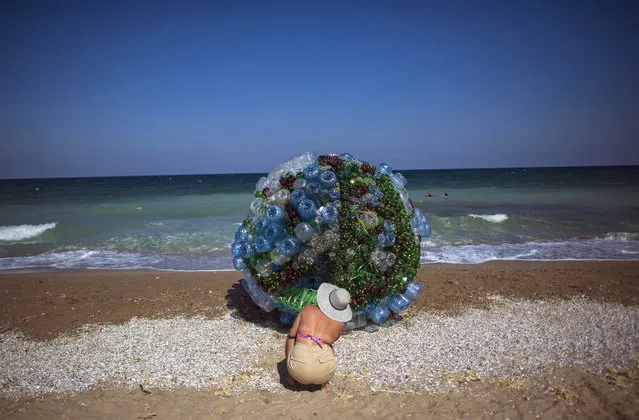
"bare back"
290,305,344,347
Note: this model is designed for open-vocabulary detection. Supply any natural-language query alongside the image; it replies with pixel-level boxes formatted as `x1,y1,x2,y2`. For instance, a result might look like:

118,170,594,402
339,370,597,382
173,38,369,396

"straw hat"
317,283,353,322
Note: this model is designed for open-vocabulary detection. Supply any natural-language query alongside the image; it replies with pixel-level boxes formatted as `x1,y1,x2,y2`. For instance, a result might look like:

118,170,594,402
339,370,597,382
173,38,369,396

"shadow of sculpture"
224,279,281,329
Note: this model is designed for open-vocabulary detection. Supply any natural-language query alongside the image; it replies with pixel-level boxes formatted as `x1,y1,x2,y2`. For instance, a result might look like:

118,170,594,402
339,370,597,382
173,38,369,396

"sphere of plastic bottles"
232,152,432,329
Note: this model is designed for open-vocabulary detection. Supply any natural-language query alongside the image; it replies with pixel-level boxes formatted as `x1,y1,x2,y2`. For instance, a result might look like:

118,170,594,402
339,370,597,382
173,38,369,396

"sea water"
0,166,638,272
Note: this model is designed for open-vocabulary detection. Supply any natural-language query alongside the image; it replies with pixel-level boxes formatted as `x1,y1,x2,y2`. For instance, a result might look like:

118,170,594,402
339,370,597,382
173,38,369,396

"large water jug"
370,304,390,324
294,222,314,242
297,199,317,221
279,237,302,256
235,225,250,242
404,281,423,300
233,256,247,270
319,171,337,189
305,182,322,202
303,164,320,181
388,294,412,313
320,204,339,225
289,189,306,208
253,236,272,253
254,292,276,313
266,205,286,224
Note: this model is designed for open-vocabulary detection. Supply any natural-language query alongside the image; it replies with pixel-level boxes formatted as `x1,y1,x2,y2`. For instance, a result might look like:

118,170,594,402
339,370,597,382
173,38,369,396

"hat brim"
317,283,353,323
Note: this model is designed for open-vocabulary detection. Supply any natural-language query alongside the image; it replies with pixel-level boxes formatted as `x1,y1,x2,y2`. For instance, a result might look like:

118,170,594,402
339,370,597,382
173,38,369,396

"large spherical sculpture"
232,152,432,330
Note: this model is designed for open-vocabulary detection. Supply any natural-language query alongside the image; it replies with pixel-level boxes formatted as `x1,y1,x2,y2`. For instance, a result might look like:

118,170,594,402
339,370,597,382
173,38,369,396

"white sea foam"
0,222,57,242
468,213,508,223
420,237,639,264
594,232,638,241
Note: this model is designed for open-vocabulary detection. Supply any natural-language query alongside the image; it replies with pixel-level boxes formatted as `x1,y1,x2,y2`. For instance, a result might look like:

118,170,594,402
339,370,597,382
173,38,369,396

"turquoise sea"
1,165,638,272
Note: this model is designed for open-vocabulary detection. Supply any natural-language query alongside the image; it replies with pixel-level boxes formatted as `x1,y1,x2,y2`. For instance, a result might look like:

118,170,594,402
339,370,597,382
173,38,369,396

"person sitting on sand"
285,283,352,393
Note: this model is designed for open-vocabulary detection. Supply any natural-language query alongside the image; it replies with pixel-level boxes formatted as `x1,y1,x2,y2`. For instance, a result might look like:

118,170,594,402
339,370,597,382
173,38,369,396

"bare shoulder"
300,304,321,317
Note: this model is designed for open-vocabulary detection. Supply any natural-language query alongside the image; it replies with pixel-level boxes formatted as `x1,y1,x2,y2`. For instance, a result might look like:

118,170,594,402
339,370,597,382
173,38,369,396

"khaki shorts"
287,343,337,385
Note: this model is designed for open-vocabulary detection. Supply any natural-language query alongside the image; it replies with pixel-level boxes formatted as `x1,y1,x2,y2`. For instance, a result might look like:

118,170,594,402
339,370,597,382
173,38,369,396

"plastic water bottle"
320,204,339,225
319,171,337,189
252,216,268,233
294,222,315,242
404,281,423,300
265,223,286,245
388,294,412,313
231,241,244,258
297,199,317,221
303,164,320,181
254,292,276,313
339,152,353,161
235,225,250,242
233,256,246,270
376,162,392,176
395,172,407,187
266,205,286,224
304,182,322,202
279,237,302,256
279,309,298,326
253,236,272,253
239,243,255,259
290,189,306,208
242,277,262,303
370,304,390,324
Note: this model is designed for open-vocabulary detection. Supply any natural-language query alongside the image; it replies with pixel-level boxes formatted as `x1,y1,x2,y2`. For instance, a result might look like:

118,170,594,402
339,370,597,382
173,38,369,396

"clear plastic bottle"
370,304,390,324
404,281,423,300
388,294,412,313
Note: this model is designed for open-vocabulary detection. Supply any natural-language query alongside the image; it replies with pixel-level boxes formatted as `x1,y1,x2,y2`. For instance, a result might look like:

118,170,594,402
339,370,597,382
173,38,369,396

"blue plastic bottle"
320,204,339,225
388,294,412,313
290,189,306,208
254,292,276,313
239,243,255,259
304,182,322,202
265,223,286,245
294,222,315,242
303,164,320,181
370,304,390,324
233,256,246,270
231,241,244,258
253,236,272,253
235,225,251,242
404,281,423,300
266,205,286,224
376,163,392,176
279,237,302,256
319,171,337,189
297,199,317,221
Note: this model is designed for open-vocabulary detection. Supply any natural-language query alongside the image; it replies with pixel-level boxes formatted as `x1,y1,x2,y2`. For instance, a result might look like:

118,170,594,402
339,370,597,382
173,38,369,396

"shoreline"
1,260,638,419
2,257,639,275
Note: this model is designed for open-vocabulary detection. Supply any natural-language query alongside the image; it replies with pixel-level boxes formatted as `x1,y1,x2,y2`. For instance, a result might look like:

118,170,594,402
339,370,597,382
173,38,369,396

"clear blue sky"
1,1,638,179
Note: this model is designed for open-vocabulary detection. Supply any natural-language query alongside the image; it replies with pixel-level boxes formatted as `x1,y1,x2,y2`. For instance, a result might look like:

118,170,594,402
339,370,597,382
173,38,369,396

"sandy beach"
1,261,638,419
